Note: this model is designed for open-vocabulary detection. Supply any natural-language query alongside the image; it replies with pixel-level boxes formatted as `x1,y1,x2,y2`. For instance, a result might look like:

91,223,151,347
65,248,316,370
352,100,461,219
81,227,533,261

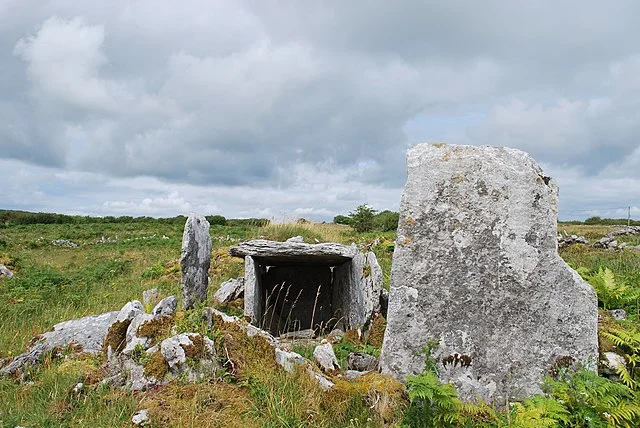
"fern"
584,267,632,310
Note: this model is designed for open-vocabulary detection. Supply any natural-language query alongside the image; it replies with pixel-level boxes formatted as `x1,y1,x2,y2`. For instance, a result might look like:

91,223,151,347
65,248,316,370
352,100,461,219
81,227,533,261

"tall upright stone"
380,143,598,404
180,214,212,309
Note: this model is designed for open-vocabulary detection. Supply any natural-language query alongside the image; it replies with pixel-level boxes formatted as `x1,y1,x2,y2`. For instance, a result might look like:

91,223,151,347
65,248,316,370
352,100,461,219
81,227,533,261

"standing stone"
180,214,212,310
380,143,598,404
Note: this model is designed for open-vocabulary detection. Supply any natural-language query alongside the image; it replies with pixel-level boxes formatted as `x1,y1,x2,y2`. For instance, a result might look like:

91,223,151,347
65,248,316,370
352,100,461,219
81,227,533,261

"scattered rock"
307,366,334,390
116,301,144,322
608,309,627,321
0,264,13,279
345,370,368,380
180,214,212,310
279,329,315,340
214,278,245,305
132,409,150,426
286,236,305,243
152,296,177,317
601,352,626,376
313,343,340,372
557,234,589,247
142,288,159,308
71,382,84,394
380,143,598,404
347,352,378,371
275,348,306,373
51,239,79,248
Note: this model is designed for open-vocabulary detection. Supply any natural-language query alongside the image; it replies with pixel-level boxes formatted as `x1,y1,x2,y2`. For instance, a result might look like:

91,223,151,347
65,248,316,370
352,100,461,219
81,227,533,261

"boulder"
180,214,212,309
214,278,245,305
347,352,378,371
380,143,598,404
152,296,177,317
275,348,306,373
142,288,159,308
116,301,145,322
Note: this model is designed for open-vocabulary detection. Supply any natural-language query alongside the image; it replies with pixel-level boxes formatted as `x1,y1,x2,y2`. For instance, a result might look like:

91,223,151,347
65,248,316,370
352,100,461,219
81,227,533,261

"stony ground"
0,221,639,426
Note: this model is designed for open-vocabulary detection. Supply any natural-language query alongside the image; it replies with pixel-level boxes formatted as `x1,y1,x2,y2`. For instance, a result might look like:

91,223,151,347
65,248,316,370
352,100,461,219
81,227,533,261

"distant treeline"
0,210,269,227
560,216,640,226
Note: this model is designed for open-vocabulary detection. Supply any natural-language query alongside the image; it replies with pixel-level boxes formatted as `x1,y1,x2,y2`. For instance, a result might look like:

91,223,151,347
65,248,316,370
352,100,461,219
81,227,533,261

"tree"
374,210,400,232
333,215,351,225
349,204,377,233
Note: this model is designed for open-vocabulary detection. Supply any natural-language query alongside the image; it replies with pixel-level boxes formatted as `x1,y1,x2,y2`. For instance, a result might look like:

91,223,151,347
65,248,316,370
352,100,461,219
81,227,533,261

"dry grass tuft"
366,313,387,348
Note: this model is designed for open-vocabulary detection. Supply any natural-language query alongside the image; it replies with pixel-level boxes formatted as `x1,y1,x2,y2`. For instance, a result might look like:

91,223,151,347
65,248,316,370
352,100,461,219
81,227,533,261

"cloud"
1,1,640,219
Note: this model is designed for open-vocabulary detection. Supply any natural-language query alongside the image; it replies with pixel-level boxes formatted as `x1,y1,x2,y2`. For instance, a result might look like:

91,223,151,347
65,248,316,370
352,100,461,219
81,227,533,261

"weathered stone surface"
142,288,159,308
132,409,150,426
601,352,626,376
214,278,245,305
347,352,378,371
0,264,13,279
333,251,383,329
180,214,212,309
313,343,340,372
243,256,261,323
286,236,305,243
116,301,144,322
152,296,177,317
275,348,306,372
229,239,358,264
380,143,598,404
609,309,627,321
1,311,118,376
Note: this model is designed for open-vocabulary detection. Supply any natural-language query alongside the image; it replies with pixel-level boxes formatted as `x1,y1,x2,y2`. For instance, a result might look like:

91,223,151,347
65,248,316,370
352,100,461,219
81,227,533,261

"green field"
1,221,640,427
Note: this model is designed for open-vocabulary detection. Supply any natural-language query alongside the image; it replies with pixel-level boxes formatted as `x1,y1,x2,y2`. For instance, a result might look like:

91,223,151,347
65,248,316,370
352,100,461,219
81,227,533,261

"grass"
1,221,640,426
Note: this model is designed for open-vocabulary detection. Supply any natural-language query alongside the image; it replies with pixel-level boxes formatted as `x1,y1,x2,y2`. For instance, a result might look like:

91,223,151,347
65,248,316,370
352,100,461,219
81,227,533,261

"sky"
1,1,640,221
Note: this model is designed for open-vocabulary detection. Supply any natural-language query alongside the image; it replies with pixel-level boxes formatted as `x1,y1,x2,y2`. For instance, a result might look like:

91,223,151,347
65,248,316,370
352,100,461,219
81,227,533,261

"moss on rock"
137,315,174,344
102,320,130,354
143,350,169,379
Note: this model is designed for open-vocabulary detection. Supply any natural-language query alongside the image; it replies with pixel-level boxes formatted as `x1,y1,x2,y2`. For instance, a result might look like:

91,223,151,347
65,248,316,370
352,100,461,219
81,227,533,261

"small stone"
0,264,13,279
601,352,626,376
152,296,177,317
132,409,150,426
142,288,159,308
213,278,245,305
279,329,315,340
347,352,378,371
275,348,306,373
286,236,305,243
313,343,340,372
608,309,627,320
71,382,84,394
306,366,334,390
345,370,368,380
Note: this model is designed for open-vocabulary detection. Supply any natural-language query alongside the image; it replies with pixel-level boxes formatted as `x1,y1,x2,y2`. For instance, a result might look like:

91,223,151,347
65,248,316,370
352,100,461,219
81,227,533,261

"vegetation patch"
102,320,130,354
366,313,387,348
181,334,211,360
137,315,174,344
143,350,169,379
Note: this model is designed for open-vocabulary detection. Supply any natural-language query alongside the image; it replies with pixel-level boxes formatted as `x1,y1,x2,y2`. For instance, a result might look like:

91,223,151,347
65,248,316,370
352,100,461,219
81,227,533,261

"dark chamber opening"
259,263,339,335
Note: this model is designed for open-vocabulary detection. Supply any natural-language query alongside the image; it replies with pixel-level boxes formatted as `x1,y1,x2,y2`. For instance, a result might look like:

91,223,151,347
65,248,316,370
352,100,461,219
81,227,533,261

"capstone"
380,143,598,404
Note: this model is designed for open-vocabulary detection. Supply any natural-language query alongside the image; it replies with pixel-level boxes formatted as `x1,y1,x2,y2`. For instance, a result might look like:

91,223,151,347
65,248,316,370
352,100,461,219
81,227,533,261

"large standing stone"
180,214,212,309
380,143,598,404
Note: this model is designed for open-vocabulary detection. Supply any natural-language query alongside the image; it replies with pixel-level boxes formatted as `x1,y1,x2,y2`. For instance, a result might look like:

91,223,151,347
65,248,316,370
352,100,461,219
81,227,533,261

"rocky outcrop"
1,311,118,377
180,214,212,309
380,143,599,404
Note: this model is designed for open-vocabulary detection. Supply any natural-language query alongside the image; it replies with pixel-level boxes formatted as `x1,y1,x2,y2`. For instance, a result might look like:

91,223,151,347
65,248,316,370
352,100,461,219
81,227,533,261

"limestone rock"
275,348,306,373
142,288,159,307
180,214,212,309
608,309,627,321
286,236,305,243
380,143,598,404
132,409,150,426
313,343,340,372
1,311,118,376
345,370,367,380
152,296,177,317
601,352,626,376
229,239,357,264
347,352,378,371
116,301,145,322
0,264,13,279
214,278,245,305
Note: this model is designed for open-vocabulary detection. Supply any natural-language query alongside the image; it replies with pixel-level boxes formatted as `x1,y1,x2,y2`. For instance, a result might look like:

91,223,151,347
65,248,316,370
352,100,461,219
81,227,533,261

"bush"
349,204,377,233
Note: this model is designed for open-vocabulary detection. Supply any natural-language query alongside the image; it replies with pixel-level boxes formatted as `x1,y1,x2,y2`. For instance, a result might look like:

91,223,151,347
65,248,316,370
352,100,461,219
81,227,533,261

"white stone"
116,301,145,322
142,288,159,308
602,352,626,373
380,143,598,404
275,348,306,373
132,409,150,426
152,296,177,317
313,343,340,372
